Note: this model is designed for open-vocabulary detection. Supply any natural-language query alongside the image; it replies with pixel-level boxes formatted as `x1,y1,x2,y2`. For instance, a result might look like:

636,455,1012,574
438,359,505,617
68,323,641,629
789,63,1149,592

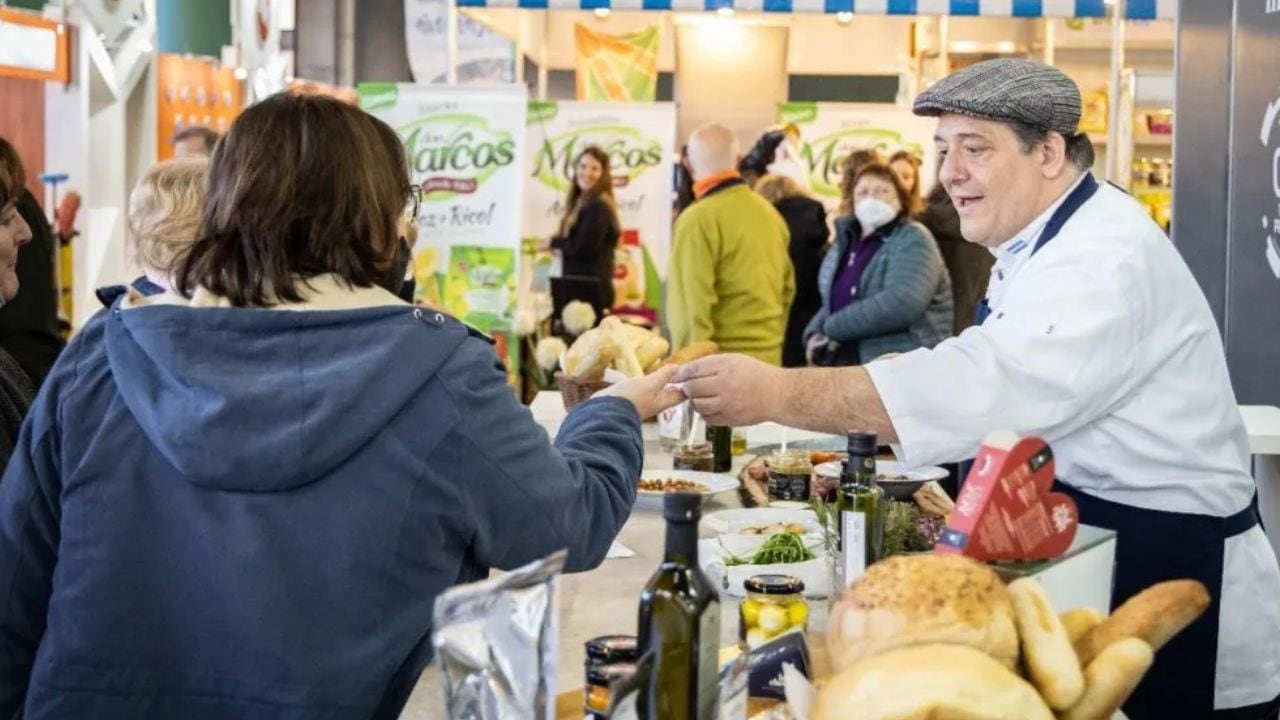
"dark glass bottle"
637,492,721,720
836,431,884,591
706,424,732,473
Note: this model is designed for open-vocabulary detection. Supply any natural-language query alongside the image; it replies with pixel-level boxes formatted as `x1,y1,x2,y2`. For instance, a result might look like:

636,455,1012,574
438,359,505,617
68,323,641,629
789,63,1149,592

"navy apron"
969,174,1267,718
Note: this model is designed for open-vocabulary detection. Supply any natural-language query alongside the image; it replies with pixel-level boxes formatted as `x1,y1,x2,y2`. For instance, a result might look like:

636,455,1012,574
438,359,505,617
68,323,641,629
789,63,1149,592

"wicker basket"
556,373,611,412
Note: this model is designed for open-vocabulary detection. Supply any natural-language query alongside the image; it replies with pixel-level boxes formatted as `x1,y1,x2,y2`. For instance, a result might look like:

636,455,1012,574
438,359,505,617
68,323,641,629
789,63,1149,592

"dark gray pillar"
355,0,414,84
1223,0,1280,404
1172,0,1233,329
296,0,340,85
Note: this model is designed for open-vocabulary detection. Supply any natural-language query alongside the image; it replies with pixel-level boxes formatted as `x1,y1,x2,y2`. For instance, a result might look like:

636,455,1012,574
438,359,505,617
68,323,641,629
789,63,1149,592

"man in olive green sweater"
668,124,795,365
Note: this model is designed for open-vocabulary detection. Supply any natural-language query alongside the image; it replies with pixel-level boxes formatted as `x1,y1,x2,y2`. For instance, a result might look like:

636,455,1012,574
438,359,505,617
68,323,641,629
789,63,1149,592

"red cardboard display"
934,432,1079,562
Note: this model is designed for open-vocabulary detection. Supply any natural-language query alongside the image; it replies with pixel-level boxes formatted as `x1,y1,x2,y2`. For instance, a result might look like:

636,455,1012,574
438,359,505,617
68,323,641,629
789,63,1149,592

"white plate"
636,470,739,510
813,459,949,482
701,507,820,535
698,538,831,598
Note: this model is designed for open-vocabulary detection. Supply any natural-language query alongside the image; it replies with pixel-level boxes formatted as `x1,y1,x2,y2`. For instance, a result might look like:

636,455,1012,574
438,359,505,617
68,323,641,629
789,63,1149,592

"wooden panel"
0,74,46,200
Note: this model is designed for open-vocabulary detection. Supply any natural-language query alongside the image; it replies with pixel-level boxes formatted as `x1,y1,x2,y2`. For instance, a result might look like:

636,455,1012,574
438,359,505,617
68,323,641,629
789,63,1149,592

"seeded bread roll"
828,554,1020,672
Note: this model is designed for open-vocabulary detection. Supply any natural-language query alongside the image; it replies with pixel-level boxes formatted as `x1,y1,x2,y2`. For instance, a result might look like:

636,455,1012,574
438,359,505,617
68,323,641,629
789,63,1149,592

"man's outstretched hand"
671,354,787,427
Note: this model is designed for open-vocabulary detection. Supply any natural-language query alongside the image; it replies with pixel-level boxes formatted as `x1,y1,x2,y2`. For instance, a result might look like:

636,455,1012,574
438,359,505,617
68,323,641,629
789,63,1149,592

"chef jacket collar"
990,171,1090,264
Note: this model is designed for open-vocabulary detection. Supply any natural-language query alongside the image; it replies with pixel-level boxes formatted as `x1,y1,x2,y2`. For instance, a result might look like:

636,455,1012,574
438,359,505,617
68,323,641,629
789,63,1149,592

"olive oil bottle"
637,492,721,720
836,431,884,590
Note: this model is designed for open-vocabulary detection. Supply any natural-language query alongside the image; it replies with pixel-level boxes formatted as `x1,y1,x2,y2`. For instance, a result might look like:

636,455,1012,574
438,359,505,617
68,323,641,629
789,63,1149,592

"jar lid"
675,442,712,454
586,662,637,685
585,635,638,664
743,574,806,595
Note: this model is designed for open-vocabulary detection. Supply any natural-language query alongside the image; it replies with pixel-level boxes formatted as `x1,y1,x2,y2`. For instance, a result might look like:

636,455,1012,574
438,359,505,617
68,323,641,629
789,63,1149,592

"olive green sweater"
667,183,795,365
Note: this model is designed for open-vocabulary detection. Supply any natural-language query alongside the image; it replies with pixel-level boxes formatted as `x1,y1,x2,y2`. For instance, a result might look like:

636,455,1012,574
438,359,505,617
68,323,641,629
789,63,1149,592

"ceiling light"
836,11,853,23
716,6,735,17
593,7,611,17
234,67,248,80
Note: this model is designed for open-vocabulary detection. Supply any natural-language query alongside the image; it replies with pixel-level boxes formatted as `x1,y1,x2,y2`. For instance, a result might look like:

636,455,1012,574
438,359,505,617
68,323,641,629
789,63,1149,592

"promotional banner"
574,24,660,103
779,102,939,214
360,83,528,378
405,0,516,85
524,100,676,315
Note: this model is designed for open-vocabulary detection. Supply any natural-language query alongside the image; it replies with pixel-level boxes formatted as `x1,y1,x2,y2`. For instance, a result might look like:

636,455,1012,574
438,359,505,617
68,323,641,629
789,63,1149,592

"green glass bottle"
637,492,721,720
836,431,884,591
706,424,732,473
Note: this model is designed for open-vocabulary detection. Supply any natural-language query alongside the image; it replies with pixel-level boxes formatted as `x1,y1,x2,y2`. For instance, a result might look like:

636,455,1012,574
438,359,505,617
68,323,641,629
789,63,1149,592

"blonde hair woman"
126,157,208,294
753,173,829,367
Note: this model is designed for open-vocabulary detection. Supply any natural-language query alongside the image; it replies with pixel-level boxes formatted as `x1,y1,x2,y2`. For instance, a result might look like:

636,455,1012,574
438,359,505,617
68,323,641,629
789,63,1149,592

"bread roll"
810,644,1054,720
828,554,1020,672
662,340,720,367
1059,638,1154,720
1007,579,1084,710
563,329,619,380
601,318,645,377
1060,608,1106,645
1074,580,1210,666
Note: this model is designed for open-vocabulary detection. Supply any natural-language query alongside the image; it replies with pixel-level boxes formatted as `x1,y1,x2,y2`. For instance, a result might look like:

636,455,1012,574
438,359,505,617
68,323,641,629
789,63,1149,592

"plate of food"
701,506,820,535
814,460,949,500
636,470,739,510
699,534,830,598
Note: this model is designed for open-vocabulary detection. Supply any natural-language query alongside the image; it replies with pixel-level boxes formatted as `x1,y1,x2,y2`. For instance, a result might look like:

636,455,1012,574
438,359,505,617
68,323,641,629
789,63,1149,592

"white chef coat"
864,180,1280,708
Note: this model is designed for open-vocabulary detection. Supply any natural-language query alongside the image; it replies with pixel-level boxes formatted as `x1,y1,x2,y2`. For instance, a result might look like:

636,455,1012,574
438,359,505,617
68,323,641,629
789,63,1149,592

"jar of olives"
767,450,813,502
739,575,808,649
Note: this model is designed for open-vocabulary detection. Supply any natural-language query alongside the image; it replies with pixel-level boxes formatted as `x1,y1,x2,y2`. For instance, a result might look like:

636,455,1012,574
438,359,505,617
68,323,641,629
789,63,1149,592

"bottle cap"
743,574,806,595
846,431,878,456
663,491,702,522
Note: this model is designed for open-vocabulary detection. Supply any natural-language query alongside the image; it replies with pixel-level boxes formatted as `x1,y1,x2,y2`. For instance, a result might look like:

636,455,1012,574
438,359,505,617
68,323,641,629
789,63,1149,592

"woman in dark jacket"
805,163,953,366
552,146,621,312
755,173,829,368
0,94,683,719
0,137,36,468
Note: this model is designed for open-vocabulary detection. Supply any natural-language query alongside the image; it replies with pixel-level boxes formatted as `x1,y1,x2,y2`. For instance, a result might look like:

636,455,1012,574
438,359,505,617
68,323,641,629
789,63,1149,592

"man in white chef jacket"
674,59,1280,720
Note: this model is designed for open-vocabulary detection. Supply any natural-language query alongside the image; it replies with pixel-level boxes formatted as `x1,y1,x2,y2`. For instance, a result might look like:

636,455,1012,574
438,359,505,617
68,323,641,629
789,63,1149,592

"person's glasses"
404,184,422,223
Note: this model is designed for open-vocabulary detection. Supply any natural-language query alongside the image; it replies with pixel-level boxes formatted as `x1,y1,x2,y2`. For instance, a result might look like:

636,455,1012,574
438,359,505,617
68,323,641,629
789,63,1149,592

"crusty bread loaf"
1059,638,1154,720
811,644,1055,720
1060,608,1106,645
1074,580,1210,665
562,328,619,380
661,340,719,367
1008,579,1084,710
828,554,1020,672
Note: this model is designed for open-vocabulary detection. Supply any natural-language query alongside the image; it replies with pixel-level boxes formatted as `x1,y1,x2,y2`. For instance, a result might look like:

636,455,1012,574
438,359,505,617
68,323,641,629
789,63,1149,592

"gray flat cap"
913,59,1083,137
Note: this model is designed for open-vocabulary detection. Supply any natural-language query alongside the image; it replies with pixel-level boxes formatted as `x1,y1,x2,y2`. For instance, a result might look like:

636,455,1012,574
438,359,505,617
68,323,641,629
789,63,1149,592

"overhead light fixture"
56,23,66,35
716,6,735,17
140,41,153,53
593,7,611,17
234,67,249,80
836,11,853,24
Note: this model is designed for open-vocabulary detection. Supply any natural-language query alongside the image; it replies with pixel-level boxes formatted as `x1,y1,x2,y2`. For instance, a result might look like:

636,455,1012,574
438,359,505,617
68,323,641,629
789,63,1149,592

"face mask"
854,197,899,234
379,236,412,297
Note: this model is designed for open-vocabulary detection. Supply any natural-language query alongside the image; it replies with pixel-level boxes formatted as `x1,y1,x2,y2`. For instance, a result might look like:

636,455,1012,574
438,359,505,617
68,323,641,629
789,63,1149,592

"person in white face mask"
803,162,953,366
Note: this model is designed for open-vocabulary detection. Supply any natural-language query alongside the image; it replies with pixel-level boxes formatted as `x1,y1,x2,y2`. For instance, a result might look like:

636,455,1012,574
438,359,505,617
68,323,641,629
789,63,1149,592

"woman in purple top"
805,163,954,366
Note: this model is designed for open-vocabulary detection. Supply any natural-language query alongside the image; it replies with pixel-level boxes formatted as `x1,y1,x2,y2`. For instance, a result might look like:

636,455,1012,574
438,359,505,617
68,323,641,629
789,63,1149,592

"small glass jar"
767,450,812,502
739,575,808,649
731,429,748,457
585,662,636,717
584,636,638,718
673,442,714,472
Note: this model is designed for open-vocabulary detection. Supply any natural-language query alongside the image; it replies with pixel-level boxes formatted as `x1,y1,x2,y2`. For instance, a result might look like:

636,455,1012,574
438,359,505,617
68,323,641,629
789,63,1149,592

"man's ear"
1040,132,1070,179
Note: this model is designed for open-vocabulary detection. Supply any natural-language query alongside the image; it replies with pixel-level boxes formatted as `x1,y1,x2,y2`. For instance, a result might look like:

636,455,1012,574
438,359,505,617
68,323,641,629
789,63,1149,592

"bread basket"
556,373,611,412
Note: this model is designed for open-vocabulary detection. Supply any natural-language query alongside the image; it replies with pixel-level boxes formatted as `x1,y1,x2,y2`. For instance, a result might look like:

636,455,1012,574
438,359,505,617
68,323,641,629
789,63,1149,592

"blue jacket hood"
105,302,457,492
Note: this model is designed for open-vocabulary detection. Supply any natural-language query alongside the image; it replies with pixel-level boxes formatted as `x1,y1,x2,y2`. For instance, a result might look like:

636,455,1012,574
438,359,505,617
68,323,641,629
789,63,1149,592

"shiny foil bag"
433,550,566,720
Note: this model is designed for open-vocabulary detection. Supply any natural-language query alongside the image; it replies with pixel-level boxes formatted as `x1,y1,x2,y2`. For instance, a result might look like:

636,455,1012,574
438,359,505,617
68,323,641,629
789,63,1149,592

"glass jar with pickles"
738,575,808,650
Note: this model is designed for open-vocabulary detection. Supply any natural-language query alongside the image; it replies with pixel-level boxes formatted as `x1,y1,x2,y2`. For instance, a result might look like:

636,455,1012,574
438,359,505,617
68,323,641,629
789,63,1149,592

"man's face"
934,114,1055,248
174,137,211,159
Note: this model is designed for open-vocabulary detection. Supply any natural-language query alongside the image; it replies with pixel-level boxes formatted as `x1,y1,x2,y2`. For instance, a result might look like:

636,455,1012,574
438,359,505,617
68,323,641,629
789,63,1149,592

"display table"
1241,405,1280,563
522,391,1117,715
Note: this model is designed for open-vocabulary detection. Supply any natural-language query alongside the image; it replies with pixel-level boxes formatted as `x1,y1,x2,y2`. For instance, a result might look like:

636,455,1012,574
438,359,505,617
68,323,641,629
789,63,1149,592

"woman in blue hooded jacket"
0,93,683,720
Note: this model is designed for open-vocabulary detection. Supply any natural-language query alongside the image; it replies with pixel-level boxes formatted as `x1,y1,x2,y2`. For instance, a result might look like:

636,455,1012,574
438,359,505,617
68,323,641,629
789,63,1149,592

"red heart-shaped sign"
935,433,1079,562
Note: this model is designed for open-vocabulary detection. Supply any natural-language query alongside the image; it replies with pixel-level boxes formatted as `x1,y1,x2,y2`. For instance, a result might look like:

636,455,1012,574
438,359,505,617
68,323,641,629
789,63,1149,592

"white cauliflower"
533,291,554,322
514,307,538,337
562,300,597,336
535,337,568,372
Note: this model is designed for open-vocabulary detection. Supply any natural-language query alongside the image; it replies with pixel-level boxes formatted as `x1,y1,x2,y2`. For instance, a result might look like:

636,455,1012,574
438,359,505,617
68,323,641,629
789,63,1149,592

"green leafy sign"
530,124,663,193
399,114,517,201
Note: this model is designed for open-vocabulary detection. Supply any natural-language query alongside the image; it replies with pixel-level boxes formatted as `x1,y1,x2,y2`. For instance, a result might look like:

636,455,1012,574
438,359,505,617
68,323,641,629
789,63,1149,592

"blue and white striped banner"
456,0,1175,19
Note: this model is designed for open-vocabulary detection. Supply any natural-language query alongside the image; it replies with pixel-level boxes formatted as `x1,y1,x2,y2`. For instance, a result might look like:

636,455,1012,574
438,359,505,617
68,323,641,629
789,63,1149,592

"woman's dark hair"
851,162,914,222
888,150,924,215
558,146,618,237
175,92,411,306
0,136,25,210
837,148,883,216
